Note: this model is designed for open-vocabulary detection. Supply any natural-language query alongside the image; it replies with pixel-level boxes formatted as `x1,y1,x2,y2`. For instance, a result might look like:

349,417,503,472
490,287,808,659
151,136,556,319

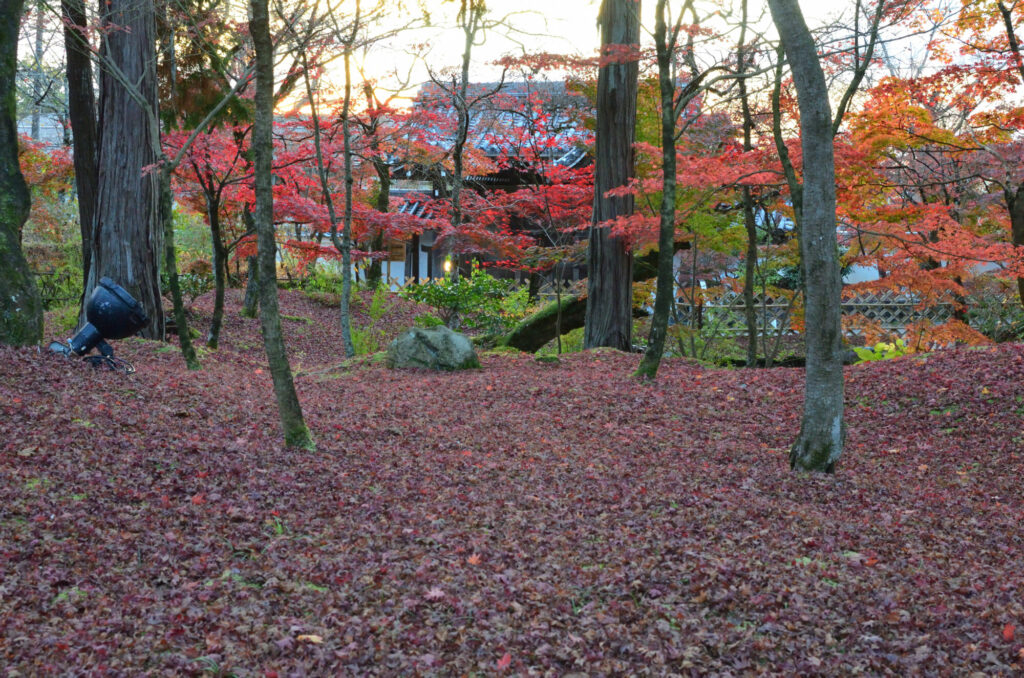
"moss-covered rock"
387,326,480,371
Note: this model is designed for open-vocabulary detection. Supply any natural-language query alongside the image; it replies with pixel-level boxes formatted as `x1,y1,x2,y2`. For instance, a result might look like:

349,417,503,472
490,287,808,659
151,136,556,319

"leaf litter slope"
2,290,1023,675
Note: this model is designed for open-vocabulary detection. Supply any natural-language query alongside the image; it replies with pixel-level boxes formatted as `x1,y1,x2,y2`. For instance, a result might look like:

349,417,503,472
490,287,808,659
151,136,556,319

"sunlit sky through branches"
307,0,847,112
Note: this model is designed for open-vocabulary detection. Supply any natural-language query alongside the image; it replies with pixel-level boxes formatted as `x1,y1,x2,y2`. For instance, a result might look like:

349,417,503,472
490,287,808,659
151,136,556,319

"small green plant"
351,286,393,355
413,313,445,328
853,338,909,363
366,284,391,322
538,326,585,356
351,327,382,355
48,303,81,338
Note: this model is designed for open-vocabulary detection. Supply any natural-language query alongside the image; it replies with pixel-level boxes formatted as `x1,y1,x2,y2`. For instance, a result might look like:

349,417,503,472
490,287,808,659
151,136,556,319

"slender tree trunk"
89,0,164,338
160,168,200,368
636,0,676,378
366,158,390,289
301,31,355,357
338,41,356,357
31,0,44,139
741,189,759,366
62,0,98,294
240,206,259,318
250,0,314,450
410,233,421,283
242,255,259,317
738,0,758,367
1006,185,1024,308
207,193,227,347
585,0,639,351
769,0,845,472
446,2,480,283
0,0,43,345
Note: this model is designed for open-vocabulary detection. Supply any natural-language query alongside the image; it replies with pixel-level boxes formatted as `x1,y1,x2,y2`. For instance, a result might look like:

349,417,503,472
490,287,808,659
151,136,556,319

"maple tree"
166,126,252,348
836,0,1024,347
17,137,74,246
635,0,748,378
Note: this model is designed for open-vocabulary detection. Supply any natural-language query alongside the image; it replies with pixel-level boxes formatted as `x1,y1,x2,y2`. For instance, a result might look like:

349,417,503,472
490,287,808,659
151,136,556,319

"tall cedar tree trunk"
250,0,314,450
768,0,845,472
585,0,639,351
89,0,164,339
61,0,98,293
635,0,676,378
0,0,43,345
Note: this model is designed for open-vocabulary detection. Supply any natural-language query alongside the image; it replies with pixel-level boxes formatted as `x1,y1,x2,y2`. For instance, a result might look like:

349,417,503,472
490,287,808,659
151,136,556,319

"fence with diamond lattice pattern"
671,290,976,336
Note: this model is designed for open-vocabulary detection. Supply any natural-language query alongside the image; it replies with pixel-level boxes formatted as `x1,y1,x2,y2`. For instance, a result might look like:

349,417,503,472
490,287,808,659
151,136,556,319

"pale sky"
348,0,849,102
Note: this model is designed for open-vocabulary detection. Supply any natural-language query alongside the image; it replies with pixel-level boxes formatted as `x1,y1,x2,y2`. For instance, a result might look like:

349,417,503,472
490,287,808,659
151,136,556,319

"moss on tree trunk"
251,0,314,450
0,0,43,346
499,295,588,353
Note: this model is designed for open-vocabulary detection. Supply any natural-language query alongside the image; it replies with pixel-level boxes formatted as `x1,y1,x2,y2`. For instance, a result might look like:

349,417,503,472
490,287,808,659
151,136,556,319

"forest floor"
2,289,1023,675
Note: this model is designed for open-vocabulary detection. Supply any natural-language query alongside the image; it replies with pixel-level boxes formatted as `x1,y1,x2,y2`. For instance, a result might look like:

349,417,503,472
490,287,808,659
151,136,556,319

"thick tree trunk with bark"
0,0,43,346
250,0,314,450
769,0,845,473
89,0,163,339
585,0,639,351
62,0,98,292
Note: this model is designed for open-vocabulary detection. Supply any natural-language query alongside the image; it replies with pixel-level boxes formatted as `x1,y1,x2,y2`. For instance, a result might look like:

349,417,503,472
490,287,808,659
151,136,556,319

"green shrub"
301,269,346,296
400,270,528,333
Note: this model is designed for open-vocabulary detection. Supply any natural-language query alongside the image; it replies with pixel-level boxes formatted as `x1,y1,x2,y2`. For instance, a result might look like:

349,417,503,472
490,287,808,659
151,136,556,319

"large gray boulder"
386,326,480,371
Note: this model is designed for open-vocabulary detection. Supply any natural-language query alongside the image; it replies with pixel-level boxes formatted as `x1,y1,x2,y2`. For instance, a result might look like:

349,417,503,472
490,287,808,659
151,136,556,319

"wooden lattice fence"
672,289,971,336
